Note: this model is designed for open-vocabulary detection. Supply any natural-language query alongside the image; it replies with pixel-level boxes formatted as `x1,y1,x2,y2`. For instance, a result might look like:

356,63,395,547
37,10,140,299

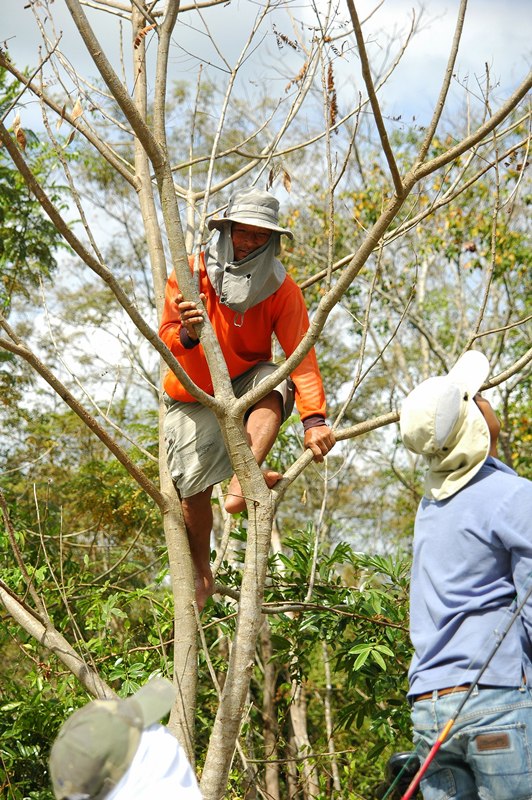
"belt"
412,684,471,702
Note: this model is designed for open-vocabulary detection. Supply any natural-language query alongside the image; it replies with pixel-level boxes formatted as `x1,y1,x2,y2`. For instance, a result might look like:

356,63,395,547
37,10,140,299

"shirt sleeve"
272,277,327,420
159,269,190,358
497,477,532,645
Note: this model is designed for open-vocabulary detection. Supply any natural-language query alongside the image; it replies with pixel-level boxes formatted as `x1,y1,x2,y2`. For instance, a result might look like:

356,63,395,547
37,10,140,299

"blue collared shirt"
408,457,532,697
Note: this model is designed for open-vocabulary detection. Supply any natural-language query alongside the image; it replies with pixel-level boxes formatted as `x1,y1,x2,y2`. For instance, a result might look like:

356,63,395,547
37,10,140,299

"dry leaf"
56,103,67,130
16,127,27,151
285,61,308,93
283,169,292,193
327,62,334,93
64,129,76,147
329,92,338,129
134,23,156,49
71,97,83,122
273,24,298,51
13,112,26,151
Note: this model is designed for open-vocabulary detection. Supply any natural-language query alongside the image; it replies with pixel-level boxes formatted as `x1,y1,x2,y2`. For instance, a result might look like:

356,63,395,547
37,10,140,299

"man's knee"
249,389,283,417
181,486,213,510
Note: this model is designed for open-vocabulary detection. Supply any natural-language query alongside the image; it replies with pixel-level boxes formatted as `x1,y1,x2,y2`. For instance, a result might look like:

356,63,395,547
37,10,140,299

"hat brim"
446,350,490,398
207,216,293,239
424,351,491,500
400,350,492,501
127,678,176,728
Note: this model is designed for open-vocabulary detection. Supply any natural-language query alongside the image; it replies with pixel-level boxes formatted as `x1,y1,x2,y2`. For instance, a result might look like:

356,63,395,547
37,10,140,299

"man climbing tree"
159,186,336,609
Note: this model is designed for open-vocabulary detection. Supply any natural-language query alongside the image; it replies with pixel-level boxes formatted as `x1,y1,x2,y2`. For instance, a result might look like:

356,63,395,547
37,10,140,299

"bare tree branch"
0,325,164,507
346,0,403,195
415,0,468,165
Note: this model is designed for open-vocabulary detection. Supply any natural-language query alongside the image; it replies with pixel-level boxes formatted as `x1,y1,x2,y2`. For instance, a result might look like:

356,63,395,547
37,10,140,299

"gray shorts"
164,362,295,498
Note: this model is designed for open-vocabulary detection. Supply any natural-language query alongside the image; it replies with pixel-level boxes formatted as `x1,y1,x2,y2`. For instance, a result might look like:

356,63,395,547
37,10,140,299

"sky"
4,0,531,128
353,0,531,117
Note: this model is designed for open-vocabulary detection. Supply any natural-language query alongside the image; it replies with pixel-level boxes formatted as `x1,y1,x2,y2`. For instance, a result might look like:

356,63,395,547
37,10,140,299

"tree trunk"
261,620,280,800
289,681,320,800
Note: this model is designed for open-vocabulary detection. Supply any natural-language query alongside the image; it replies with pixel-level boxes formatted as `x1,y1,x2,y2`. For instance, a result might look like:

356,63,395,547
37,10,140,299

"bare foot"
195,568,214,612
224,469,283,514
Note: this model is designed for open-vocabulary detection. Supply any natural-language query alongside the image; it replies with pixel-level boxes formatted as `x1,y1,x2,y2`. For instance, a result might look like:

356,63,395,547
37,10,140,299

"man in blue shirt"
400,350,532,800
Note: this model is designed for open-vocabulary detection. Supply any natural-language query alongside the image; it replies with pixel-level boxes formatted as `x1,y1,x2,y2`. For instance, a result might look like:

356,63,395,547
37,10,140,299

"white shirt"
107,725,202,799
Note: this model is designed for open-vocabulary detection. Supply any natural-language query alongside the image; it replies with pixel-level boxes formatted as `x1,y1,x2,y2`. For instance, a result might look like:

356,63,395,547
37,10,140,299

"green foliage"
0,679,59,800
0,520,175,798
205,525,413,797
1,482,414,798
0,68,63,315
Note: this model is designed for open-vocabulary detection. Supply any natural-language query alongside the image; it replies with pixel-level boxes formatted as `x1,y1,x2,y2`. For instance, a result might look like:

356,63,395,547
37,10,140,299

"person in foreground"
399,350,532,799
159,186,335,609
49,677,202,800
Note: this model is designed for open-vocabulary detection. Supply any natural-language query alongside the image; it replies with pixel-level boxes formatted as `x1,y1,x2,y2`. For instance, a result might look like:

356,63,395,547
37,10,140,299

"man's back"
409,456,532,695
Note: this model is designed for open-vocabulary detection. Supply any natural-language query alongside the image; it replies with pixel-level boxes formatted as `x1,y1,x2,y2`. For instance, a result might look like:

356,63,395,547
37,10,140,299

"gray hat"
207,186,294,239
49,678,176,800
400,351,491,500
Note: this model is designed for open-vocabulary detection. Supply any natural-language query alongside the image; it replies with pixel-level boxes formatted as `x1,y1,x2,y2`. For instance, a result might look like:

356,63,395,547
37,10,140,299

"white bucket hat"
207,186,294,239
400,351,491,500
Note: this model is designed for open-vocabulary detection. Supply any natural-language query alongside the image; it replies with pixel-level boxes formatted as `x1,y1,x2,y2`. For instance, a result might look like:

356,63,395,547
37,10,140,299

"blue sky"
6,0,530,127
357,0,531,118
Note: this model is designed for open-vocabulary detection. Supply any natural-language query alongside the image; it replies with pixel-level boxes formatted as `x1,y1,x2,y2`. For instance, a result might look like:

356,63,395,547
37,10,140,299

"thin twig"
346,0,403,195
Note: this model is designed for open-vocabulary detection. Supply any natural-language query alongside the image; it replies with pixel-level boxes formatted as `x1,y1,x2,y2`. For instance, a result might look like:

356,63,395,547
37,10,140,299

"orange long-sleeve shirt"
159,255,326,421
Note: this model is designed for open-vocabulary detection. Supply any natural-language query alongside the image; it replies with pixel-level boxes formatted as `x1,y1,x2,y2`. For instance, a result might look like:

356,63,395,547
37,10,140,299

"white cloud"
344,0,531,116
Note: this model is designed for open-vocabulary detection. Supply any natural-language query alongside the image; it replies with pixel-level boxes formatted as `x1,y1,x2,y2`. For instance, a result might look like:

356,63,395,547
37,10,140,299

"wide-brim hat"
400,351,491,500
49,678,176,800
207,186,294,239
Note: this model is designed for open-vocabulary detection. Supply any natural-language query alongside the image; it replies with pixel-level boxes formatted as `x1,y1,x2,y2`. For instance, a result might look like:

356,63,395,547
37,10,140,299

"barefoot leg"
181,487,215,610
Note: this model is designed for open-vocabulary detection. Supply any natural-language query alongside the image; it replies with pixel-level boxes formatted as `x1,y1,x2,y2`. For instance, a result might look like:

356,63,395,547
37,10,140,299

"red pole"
400,719,454,800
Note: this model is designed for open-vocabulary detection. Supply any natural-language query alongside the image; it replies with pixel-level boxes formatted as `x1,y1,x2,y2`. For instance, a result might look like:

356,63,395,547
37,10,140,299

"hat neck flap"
204,228,285,315
423,412,490,500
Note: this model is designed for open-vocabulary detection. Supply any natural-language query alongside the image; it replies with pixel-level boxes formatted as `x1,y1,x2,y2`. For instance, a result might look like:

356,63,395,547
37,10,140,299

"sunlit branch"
131,4,170,316
472,315,532,340
206,589,409,631
0,579,114,699
0,52,138,187
194,0,273,250
368,280,450,370
38,278,158,463
0,491,48,618
412,72,532,181
0,39,61,124
483,347,532,391
332,249,383,431
273,342,531,507
466,129,500,346
64,0,164,169
346,0,403,196
298,131,530,292
415,0,468,165
82,0,236,16
152,0,180,146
